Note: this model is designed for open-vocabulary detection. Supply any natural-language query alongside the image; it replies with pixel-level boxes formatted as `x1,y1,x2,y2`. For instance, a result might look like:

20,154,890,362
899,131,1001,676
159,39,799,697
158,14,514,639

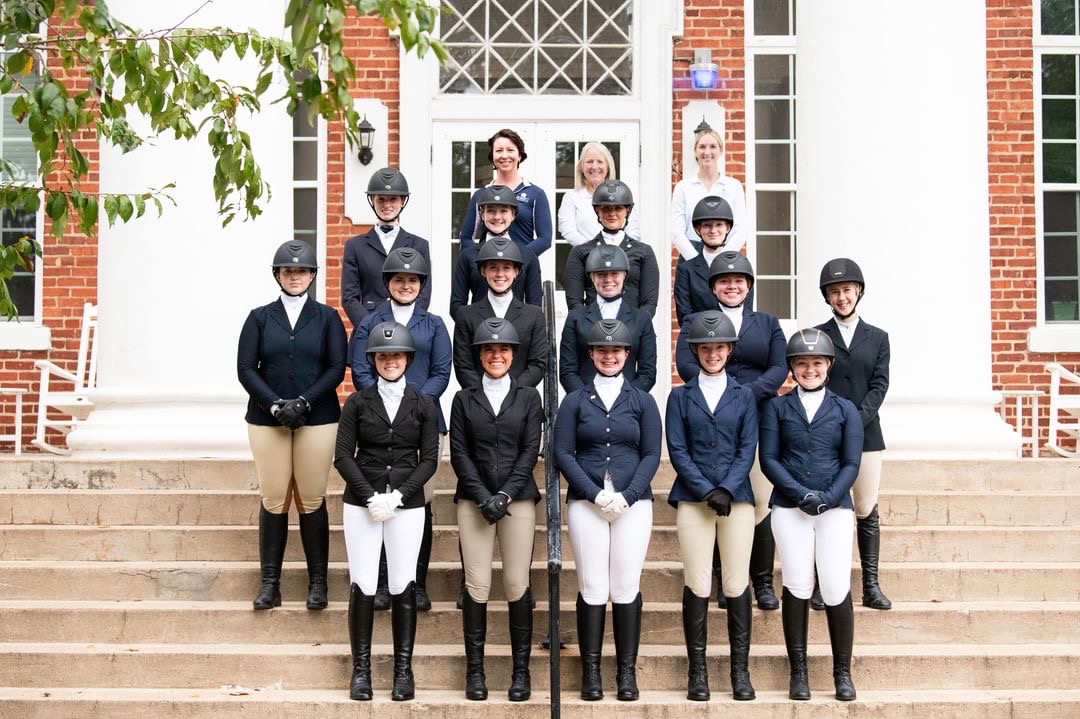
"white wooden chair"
32,302,98,454
1046,362,1080,458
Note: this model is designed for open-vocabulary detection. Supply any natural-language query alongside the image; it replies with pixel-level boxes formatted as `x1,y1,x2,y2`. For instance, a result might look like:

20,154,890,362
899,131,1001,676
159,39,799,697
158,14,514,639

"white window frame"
745,3,797,329
1031,15,1080,351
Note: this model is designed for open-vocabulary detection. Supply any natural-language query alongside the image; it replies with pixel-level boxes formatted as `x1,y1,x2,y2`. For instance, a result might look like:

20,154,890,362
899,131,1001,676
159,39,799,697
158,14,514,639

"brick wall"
987,0,1078,454
328,11,402,402
0,13,98,452
669,0,748,385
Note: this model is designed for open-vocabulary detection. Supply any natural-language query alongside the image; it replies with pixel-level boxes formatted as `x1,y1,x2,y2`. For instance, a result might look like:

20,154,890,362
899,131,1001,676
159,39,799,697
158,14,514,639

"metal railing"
541,279,561,717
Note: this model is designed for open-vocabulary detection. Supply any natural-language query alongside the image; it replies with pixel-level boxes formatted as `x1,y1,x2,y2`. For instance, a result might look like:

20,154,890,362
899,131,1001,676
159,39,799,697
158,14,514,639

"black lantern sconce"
357,115,376,166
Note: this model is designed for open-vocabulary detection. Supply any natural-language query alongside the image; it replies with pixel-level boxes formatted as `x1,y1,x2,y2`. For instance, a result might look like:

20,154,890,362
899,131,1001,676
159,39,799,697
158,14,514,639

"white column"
795,1,1017,457
67,1,292,458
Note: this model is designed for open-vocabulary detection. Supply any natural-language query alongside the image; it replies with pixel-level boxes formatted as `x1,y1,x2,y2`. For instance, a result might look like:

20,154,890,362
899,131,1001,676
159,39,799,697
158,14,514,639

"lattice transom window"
439,0,634,95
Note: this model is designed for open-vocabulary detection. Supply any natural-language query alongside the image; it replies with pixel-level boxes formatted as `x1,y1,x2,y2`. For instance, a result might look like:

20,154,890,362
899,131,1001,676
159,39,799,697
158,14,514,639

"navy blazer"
674,246,714,325
815,317,890,452
453,297,547,389
563,234,660,317
759,389,863,511
449,239,542,322
665,375,758,507
350,301,452,432
237,298,347,427
554,380,662,505
559,302,657,393
334,384,439,510
676,308,788,407
449,378,543,505
341,228,431,328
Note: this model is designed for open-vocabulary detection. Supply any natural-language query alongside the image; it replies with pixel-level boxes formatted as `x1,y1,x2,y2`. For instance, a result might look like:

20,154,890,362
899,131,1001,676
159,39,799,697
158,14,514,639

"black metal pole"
542,280,561,719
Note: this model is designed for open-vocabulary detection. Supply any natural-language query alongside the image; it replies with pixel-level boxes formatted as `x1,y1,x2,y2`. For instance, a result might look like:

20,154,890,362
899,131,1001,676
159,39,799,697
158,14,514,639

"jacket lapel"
291,298,319,334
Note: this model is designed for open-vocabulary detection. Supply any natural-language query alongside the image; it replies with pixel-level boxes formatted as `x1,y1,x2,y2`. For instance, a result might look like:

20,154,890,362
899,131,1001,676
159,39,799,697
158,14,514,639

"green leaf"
116,195,133,222
78,196,99,235
45,192,67,221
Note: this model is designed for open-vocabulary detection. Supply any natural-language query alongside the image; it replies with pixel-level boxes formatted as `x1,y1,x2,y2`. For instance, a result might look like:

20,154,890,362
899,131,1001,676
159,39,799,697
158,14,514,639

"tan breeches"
458,499,536,603
677,500,755,598
247,423,337,514
852,450,884,518
749,457,772,524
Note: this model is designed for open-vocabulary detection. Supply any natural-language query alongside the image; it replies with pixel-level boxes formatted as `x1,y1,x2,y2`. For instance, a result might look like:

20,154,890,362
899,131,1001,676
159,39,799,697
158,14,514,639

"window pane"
293,140,317,182
293,188,317,232
1042,0,1077,35
452,141,472,187
756,235,792,275
452,191,471,240
555,142,576,190
755,0,792,36
1046,234,1079,275
756,143,792,183
756,191,792,232
1045,191,1078,232
755,54,792,95
756,99,791,140
1043,54,1076,95
1044,142,1077,182
1044,98,1077,139
755,278,792,319
1046,280,1079,321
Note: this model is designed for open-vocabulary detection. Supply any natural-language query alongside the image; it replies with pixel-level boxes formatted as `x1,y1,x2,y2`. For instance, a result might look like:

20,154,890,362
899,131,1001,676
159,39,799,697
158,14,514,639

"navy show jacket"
237,298,347,427
759,389,863,511
665,375,758,507
815,317,890,452
559,301,657,393
554,379,662,506
676,307,787,407
350,301,452,432
341,227,431,328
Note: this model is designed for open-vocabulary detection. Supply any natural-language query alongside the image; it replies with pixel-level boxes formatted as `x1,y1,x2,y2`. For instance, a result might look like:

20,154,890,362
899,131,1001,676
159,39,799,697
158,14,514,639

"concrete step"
2,560,1076,603
1,600,1075,646
2,457,1076,493
2,524,1077,563
1,687,1078,719
1,642,1077,691
4,487,1077,527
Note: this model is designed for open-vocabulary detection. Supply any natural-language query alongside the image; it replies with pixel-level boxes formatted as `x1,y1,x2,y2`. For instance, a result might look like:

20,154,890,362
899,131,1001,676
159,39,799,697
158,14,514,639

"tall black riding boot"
811,576,825,611
347,583,374,700
507,587,533,701
712,544,726,609
749,515,779,610
253,506,289,610
576,593,606,701
825,592,857,701
781,587,811,700
858,506,893,610
461,591,488,700
682,586,710,701
612,592,642,701
390,581,418,701
374,549,390,610
726,586,756,700
415,503,433,611
297,500,329,610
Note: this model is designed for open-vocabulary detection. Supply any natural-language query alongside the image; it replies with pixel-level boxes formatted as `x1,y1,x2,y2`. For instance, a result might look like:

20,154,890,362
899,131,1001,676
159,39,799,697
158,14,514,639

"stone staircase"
0,457,1078,718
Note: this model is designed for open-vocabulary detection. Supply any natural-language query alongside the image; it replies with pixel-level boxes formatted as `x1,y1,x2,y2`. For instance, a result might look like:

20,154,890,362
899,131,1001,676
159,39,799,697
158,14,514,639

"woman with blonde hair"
670,123,747,260
558,142,640,245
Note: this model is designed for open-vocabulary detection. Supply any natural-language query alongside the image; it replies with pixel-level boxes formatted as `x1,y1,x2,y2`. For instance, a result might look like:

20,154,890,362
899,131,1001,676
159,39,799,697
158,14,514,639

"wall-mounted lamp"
357,115,376,165
689,49,719,90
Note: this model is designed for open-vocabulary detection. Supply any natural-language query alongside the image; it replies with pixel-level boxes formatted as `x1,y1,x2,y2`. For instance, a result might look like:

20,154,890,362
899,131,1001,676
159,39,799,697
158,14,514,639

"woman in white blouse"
558,142,641,245
670,125,747,260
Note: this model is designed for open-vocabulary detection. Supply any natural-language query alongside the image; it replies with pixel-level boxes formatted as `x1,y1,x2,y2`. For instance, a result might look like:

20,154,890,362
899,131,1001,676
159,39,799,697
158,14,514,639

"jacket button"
289,336,294,340
386,465,392,471
605,457,610,461
605,427,610,432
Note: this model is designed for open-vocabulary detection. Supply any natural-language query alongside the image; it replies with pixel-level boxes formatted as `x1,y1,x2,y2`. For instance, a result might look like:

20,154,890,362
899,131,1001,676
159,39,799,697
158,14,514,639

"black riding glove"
704,488,733,517
479,492,512,524
798,491,828,516
277,397,310,430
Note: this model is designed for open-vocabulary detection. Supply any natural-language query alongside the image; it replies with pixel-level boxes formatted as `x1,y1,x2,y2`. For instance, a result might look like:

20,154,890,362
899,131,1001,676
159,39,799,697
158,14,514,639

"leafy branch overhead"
0,0,446,318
